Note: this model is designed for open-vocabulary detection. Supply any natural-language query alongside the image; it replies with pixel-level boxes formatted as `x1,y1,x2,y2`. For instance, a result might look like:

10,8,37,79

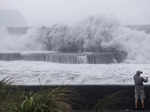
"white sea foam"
0,15,150,63
0,61,149,85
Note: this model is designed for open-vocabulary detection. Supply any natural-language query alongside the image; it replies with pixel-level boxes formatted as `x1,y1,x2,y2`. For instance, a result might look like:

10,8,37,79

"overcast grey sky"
0,0,150,26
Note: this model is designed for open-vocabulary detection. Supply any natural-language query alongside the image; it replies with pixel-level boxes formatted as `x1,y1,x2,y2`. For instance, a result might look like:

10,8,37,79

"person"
133,70,148,109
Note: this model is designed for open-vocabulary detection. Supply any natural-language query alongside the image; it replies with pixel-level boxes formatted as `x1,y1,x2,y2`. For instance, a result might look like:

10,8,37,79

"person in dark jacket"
133,70,148,109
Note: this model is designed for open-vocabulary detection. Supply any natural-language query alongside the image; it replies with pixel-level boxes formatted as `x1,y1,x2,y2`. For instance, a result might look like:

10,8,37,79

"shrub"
14,87,75,112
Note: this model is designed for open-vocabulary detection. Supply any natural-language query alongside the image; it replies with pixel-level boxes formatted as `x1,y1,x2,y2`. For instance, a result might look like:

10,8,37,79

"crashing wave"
0,15,150,63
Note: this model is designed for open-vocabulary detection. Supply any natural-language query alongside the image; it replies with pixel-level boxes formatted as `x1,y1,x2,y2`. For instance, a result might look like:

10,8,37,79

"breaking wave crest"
0,15,150,63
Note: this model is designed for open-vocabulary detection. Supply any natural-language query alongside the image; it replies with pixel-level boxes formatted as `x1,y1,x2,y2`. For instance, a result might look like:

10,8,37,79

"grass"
0,78,79,112
0,78,141,112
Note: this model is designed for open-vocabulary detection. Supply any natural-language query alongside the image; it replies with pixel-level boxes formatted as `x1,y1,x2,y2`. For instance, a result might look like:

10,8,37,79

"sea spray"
0,27,45,51
0,15,150,63
111,27,150,63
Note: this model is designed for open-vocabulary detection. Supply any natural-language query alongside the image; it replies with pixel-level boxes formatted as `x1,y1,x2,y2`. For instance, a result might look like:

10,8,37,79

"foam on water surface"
0,61,150,85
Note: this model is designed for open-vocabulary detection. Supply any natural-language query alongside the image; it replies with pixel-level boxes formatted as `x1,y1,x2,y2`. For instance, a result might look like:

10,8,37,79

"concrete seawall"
0,51,126,63
0,52,21,60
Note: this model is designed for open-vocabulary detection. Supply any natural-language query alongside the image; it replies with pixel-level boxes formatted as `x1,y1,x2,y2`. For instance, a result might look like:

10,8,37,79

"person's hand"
146,77,148,81
143,76,148,82
144,77,149,82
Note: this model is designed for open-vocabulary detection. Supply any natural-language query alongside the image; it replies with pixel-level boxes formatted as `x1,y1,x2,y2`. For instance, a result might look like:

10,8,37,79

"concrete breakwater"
0,51,126,64
0,52,22,60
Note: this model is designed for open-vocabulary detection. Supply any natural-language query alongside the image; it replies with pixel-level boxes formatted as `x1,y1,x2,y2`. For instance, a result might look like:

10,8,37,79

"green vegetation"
0,78,24,112
14,87,74,112
0,78,77,112
0,78,134,112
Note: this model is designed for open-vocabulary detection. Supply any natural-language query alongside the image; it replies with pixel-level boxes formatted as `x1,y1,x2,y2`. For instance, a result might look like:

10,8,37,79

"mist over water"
0,15,150,63
0,27,45,51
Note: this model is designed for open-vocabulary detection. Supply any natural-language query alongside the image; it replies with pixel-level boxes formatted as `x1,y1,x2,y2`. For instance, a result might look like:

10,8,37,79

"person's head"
136,70,143,76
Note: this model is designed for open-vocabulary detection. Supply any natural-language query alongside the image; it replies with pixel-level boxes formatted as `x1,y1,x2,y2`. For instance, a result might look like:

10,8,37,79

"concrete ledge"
0,51,126,63
0,52,21,60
